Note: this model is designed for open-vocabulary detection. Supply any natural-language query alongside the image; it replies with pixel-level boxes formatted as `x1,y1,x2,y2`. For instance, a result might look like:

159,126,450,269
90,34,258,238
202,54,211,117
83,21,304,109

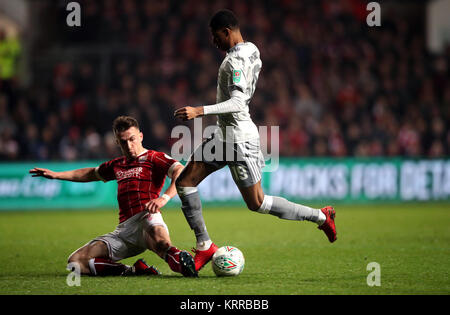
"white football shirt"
203,41,262,143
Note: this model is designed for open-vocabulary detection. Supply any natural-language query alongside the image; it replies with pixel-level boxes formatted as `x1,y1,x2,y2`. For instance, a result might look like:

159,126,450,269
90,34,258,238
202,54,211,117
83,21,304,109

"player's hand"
174,106,204,121
145,197,168,213
29,167,59,179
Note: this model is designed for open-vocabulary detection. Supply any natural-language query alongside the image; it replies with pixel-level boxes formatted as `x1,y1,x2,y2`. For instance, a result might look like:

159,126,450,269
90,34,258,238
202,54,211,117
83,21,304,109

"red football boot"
179,251,198,277
165,247,198,277
132,258,161,276
192,242,218,271
318,206,337,243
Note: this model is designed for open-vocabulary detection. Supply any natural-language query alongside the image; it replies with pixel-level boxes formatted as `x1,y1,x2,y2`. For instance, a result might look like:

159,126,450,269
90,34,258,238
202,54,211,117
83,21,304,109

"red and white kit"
89,149,181,261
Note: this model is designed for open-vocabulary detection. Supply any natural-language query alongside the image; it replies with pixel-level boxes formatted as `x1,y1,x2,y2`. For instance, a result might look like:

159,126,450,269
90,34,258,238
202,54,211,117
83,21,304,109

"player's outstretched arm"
29,167,100,182
174,91,248,121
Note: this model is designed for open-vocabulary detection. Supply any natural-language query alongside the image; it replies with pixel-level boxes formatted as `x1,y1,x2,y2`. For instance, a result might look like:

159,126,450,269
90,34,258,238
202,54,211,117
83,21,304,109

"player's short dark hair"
112,116,140,135
209,9,239,31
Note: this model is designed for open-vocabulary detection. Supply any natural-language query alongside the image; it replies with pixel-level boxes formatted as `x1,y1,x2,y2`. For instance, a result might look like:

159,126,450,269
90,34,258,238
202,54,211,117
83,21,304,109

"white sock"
317,211,326,226
258,195,326,225
196,239,212,251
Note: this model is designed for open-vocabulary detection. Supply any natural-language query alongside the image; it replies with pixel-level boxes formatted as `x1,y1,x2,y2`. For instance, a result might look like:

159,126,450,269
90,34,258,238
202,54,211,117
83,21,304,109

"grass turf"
0,203,449,295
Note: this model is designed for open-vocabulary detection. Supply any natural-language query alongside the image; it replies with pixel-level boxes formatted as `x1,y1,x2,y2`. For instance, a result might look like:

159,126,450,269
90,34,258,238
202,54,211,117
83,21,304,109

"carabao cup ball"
212,246,245,276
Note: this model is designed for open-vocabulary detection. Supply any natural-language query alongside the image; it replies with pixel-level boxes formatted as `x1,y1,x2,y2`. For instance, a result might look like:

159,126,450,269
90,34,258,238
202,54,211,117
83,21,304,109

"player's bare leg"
175,160,219,271
238,181,337,242
68,240,159,276
67,241,129,275
143,225,197,277
143,225,172,258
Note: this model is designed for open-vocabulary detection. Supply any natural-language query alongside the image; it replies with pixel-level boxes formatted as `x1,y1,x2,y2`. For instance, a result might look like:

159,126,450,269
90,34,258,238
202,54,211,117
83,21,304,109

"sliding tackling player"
30,116,198,277
174,10,337,272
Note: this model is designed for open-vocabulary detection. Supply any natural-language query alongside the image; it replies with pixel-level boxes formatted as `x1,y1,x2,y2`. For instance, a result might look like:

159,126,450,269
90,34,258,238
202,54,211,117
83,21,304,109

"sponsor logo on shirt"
116,167,143,180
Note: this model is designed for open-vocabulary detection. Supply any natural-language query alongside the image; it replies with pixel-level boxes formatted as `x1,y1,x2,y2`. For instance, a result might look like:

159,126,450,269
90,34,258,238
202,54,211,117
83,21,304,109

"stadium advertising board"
0,158,449,210
264,158,450,203
0,162,117,209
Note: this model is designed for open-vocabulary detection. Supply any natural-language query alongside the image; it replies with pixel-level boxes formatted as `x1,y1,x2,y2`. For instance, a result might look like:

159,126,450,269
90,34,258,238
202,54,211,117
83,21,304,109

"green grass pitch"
0,203,449,295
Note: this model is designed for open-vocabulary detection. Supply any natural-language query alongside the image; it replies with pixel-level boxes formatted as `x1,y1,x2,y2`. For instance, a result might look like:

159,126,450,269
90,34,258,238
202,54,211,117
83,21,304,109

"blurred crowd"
0,0,449,161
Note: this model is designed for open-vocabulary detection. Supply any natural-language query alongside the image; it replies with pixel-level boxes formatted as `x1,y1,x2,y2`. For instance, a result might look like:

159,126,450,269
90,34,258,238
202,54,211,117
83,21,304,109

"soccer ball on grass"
211,246,245,277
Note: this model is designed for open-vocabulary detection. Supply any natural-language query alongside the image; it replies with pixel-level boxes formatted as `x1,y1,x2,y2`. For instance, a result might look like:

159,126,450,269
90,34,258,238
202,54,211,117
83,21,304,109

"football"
211,246,245,277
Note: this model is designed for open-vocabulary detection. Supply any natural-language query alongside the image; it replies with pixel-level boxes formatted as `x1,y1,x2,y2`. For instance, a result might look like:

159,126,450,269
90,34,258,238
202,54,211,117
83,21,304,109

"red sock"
88,258,128,276
165,246,182,273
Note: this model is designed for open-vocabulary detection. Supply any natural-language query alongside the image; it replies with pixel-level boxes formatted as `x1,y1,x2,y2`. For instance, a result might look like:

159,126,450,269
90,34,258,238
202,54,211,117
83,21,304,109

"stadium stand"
0,0,448,161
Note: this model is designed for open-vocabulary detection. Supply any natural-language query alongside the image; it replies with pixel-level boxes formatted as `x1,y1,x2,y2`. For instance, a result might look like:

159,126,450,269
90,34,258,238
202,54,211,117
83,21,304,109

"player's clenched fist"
174,106,204,121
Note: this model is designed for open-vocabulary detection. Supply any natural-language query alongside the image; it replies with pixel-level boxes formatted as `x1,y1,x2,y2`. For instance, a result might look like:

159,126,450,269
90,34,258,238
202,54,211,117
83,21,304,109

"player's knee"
67,245,96,265
67,251,86,265
175,172,191,188
246,200,262,212
175,175,185,188
67,251,94,275
245,194,265,212
175,176,199,194
175,164,203,188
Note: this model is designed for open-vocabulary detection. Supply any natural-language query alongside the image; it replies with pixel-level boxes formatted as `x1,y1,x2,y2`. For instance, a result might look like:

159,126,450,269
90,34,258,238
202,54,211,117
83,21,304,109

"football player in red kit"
29,116,198,277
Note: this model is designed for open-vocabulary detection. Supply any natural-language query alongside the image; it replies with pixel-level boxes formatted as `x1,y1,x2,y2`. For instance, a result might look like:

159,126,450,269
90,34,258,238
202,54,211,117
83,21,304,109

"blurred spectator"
0,29,21,98
0,0,449,161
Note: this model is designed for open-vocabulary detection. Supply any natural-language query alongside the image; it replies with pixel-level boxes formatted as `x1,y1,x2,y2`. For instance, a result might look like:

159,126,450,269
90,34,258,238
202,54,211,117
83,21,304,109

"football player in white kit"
174,9,337,272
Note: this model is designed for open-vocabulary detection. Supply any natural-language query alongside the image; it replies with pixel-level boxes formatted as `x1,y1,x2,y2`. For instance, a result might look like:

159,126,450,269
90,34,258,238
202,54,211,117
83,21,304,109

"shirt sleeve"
153,152,181,178
95,159,116,182
202,56,251,115
226,58,248,94
202,89,248,115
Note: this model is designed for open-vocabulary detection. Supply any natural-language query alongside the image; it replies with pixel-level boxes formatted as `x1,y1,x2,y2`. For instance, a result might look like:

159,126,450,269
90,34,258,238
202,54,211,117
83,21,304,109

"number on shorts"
231,165,249,181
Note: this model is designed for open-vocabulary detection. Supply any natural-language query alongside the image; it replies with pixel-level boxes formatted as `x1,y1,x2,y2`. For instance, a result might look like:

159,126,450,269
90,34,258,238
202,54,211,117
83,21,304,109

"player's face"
211,28,230,51
115,126,144,159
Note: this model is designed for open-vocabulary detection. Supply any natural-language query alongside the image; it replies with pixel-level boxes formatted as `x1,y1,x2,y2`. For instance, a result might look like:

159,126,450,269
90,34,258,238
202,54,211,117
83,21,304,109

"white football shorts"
189,133,266,188
89,211,169,262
